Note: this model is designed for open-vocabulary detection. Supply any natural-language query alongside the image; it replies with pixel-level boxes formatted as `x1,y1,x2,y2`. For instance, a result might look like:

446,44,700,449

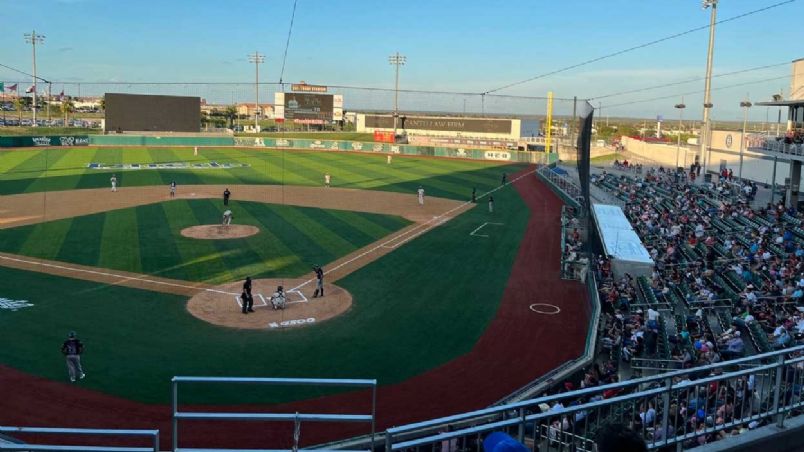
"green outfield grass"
0,199,410,283
0,180,529,404
0,147,524,200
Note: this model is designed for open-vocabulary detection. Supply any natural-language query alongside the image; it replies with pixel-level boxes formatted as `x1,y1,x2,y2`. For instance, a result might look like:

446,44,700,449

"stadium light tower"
248,51,265,131
675,100,686,169
700,0,718,176
388,52,407,139
24,30,45,127
739,98,752,181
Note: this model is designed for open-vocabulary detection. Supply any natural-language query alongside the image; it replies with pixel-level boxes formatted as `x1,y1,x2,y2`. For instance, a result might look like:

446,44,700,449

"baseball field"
0,146,590,449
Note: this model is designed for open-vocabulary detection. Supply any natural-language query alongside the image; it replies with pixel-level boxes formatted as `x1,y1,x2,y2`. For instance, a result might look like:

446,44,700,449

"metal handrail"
0,426,159,452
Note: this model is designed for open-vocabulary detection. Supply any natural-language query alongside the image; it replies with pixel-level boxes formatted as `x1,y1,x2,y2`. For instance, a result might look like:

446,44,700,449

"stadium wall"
621,136,795,186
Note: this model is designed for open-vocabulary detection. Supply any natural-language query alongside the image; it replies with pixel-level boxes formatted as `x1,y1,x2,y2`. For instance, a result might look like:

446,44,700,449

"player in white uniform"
222,209,233,226
324,173,331,188
169,181,177,198
417,186,425,206
387,154,392,164
110,174,117,192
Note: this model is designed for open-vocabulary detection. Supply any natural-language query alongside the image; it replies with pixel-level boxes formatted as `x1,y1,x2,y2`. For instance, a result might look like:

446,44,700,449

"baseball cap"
68,331,76,338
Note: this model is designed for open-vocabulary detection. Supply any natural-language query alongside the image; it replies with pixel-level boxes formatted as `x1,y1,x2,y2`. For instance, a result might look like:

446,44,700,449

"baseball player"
223,188,231,206
501,172,507,185
241,276,254,314
61,331,85,383
222,209,233,226
471,187,477,203
324,173,331,188
312,265,325,298
387,154,392,164
417,186,425,206
169,181,177,198
270,285,287,310
110,174,118,192
488,195,495,213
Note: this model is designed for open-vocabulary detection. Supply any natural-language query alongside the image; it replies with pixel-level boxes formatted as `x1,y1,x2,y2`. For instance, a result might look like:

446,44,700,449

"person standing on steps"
241,276,254,314
488,195,495,213
61,331,85,383
312,265,325,298
223,188,231,206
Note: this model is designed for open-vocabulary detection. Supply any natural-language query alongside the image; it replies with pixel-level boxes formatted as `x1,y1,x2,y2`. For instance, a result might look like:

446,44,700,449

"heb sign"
0,135,90,148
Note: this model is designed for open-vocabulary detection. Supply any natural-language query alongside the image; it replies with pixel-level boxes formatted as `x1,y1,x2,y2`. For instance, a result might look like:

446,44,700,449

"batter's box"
234,290,308,309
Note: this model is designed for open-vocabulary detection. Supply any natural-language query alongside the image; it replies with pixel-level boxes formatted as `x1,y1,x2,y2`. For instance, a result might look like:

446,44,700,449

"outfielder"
387,154,392,164
417,186,425,206
324,173,331,188
222,209,233,226
110,174,118,192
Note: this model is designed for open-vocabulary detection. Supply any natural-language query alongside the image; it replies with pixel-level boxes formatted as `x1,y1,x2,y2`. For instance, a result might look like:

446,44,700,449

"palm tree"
12,96,23,122
225,105,237,129
99,95,105,112
61,98,75,126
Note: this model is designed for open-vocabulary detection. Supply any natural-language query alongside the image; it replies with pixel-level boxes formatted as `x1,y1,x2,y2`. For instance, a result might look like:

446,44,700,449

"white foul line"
290,169,533,291
0,254,238,296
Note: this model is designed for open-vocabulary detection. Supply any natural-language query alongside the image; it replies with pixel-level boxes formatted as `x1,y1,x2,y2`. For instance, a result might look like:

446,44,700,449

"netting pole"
545,92,553,155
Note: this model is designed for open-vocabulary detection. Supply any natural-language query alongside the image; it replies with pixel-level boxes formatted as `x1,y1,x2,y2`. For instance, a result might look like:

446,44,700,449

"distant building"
236,103,274,119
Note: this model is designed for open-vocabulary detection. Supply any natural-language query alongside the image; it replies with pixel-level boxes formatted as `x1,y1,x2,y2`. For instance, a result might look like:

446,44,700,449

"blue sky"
1,0,801,120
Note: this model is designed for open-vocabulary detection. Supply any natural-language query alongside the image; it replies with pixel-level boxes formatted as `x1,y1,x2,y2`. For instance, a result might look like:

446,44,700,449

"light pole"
700,0,718,176
738,99,752,181
248,51,265,132
388,52,406,140
24,30,45,127
675,100,686,170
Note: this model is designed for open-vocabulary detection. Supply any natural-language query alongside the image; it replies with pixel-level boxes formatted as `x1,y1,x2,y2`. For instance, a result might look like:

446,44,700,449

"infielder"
61,331,85,383
417,186,425,206
169,181,177,198
110,174,118,192
324,173,331,188
488,195,495,213
222,209,233,226
312,265,325,298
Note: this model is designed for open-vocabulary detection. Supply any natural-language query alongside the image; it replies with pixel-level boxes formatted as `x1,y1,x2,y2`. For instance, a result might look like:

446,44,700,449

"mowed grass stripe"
17,218,74,260
98,207,142,273
313,209,378,246
293,152,395,190
262,150,326,187
183,199,270,283
262,205,365,258
161,199,234,282
239,202,340,267
135,203,188,280
53,212,106,266
24,149,91,193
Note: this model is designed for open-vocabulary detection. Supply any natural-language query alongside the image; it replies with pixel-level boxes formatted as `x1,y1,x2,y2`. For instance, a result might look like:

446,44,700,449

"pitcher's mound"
181,225,259,240
186,278,352,330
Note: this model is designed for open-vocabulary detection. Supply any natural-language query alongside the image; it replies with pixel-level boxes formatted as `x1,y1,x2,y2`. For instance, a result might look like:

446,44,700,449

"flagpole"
47,82,51,122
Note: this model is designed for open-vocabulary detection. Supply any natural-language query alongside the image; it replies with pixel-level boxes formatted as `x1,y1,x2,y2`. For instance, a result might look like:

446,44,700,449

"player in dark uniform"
61,331,85,382
241,276,254,314
223,188,231,206
312,265,324,298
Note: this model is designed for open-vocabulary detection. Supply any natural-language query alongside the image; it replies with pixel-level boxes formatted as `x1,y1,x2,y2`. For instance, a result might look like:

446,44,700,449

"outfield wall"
0,134,557,165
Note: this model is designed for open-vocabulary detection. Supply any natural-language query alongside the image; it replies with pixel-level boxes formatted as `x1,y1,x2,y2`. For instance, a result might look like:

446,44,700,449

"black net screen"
576,102,594,219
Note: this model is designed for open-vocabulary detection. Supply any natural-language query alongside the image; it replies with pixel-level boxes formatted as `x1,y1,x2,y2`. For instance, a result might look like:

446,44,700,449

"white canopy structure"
591,204,654,279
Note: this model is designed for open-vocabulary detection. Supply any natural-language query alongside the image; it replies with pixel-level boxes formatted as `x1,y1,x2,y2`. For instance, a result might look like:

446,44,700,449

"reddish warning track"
0,168,590,450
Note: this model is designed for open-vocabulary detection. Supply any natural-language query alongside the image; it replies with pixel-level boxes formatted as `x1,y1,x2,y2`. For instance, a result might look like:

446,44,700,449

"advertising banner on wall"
0,135,90,147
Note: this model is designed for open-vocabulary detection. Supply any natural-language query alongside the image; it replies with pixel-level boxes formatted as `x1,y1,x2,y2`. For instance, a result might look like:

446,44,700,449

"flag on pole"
25,85,35,93
6,84,16,92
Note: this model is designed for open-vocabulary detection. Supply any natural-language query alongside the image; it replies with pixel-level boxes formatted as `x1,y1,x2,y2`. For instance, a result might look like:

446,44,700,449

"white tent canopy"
592,204,654,279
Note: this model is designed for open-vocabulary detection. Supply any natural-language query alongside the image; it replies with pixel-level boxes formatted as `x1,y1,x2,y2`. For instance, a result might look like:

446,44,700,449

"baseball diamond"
0,146,588,449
